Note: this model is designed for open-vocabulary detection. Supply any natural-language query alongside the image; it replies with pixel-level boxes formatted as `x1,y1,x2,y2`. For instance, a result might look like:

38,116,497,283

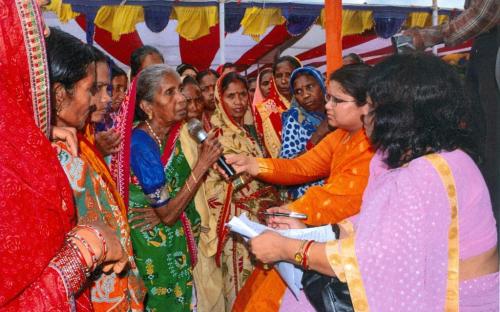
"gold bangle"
186,181,192,193
190,172,198,184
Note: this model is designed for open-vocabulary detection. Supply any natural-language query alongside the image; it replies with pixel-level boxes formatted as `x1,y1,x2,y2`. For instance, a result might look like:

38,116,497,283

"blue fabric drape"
282,6,321,36
373,9,407,39
72,5,98,45
144,5,172,33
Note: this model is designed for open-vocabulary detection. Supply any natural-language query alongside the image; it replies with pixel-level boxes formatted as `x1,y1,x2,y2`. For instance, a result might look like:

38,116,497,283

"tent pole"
432,0,438,55
219,0,226,67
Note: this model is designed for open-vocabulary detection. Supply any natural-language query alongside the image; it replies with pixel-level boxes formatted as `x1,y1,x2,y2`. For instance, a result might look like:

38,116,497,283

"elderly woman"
204,72,280,310
121,64,222,311
0,1,125,309
253,56,302,158
279,66,330,200
250,54,499,311
47,28,145,311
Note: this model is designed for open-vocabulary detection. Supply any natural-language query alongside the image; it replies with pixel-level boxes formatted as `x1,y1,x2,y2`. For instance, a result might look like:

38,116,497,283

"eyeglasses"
324,94,357,106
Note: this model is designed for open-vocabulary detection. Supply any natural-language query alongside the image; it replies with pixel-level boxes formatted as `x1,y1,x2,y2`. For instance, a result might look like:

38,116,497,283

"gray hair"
135,64,179,120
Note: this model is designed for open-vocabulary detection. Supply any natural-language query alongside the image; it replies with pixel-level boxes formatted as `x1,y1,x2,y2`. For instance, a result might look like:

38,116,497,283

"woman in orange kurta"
227,64,374,311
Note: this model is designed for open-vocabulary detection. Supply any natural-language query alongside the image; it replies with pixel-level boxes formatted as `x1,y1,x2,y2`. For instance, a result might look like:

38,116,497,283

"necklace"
145,120,163,148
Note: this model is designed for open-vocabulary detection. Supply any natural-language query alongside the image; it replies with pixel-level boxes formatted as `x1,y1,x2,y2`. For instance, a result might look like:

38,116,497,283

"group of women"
1,1,498,312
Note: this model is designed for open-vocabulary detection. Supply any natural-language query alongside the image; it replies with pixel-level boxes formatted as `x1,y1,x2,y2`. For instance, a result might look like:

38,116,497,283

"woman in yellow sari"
253,56,302,158
205,72,280,310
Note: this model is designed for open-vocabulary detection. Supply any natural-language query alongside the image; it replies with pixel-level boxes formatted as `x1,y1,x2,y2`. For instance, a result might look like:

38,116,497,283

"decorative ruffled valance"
45,2,455,43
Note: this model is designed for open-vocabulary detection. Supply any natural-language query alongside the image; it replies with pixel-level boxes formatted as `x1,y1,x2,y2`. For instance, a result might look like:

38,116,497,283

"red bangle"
301,240,315,270
67,233,98,271
75,224,108,263
306,140,315,151
66,238,91,276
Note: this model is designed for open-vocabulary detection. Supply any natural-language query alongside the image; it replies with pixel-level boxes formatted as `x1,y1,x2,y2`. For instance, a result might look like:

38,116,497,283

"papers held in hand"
226,213,336,299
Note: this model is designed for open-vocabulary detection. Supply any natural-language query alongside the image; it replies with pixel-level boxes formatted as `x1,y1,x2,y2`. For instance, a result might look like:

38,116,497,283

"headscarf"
250,68,272,118
110,77,139,207
0,0,77,305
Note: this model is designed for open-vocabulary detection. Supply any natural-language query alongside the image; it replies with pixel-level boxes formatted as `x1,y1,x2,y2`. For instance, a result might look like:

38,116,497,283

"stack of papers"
226,213,336,299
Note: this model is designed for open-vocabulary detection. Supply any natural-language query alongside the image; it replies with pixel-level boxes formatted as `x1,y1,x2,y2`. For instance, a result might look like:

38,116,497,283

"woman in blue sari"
279,66,330,199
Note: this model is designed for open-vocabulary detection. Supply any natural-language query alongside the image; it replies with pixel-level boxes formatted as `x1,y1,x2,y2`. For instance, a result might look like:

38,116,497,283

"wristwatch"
294,240,307,266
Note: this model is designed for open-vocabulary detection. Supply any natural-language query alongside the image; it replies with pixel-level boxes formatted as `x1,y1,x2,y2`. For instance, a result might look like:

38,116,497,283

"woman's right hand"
73,222,128,274
224,154,259,177
197,132,223,171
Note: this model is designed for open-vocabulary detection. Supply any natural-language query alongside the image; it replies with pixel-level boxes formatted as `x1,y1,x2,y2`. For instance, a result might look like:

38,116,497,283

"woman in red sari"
253,56,301,158
0,1,126,310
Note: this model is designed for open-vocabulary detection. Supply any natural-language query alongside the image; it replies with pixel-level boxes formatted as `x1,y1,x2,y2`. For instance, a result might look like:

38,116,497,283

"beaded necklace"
145,120,163,148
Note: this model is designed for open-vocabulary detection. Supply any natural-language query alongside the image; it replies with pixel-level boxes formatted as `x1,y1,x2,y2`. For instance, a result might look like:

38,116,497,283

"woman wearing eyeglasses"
230,64,375,311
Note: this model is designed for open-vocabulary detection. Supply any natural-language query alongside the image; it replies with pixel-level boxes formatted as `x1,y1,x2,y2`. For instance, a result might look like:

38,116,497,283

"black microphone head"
187,118,208,143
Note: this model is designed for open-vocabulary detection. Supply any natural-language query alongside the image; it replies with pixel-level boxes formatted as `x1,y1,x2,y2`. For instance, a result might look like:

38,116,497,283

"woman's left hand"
249,231,288,264
128,207,162,231
51,126,78,156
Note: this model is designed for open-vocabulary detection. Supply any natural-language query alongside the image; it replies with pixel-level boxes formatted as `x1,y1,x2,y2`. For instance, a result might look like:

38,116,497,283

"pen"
259,211,308,220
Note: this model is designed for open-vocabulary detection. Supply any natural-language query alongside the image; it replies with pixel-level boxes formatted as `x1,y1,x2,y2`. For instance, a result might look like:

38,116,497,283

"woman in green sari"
116,64,222,311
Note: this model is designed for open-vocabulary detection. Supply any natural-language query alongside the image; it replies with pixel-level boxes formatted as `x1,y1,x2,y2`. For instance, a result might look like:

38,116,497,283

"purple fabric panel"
460,272,499,312
353,150,497,311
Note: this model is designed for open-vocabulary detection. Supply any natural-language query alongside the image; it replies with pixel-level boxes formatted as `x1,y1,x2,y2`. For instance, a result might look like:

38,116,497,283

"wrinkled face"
259,71,273,98
90,61,111,123
199,73,217,111
248,80,256,103
56,63,96,130
274,61,295,98
324,80,367,132
140,53,163,72
222,80,249,125
147,74,187,125
183,83,204,120
293,74,325,113
111,74,128,112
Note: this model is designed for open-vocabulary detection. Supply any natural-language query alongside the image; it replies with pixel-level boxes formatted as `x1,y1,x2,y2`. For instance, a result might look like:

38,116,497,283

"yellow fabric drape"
342,10,374,36
43,0,79,23
406,12,449,28
240,7,285,39
171,6,218,41
94,5,144,41
318,9,373,36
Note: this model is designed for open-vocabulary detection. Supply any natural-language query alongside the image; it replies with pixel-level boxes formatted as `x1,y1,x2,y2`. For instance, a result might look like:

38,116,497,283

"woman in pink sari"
246,53,498,311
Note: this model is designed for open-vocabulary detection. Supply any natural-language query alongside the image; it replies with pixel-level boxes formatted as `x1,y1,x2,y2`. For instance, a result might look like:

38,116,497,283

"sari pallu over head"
0,0,83,308
207,73,280,265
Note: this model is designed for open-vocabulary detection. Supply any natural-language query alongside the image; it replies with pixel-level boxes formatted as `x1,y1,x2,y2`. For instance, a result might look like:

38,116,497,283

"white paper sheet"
226,213,336,299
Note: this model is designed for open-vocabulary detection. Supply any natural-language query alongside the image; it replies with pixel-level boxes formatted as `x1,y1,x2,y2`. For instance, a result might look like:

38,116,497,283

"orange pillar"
325,0,343,76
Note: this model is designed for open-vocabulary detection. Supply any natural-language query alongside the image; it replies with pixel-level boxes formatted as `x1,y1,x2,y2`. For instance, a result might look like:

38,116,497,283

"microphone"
187,118,236,178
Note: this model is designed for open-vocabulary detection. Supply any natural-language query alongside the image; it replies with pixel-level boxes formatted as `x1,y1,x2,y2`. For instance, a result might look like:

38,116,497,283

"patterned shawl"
0,0,84,309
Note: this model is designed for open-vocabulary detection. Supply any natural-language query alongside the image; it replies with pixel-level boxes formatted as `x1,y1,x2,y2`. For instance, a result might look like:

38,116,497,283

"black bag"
301,224,353,312
301,271,354,312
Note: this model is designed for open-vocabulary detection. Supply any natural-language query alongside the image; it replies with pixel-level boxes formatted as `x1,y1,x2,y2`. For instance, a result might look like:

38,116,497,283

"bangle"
293,240,308,266
66,238,91,277
66,233,98,271
74,224,107,264
190,172,198,184
301,240,315,270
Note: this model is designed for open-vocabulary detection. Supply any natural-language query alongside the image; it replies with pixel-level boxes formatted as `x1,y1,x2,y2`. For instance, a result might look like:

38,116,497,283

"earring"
148,112,153,120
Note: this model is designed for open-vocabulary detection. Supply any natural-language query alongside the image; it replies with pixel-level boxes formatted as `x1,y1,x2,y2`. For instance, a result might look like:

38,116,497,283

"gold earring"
148,112,153,120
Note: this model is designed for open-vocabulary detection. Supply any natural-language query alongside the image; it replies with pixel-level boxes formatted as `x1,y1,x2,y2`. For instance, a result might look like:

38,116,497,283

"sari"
253,77,292,158
279,67,327,200
129,123,200,311
54,123,145,311
0,0,91,310
179,125,225,312
233,129,374,312
325,150,498,311
205,74,281,310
